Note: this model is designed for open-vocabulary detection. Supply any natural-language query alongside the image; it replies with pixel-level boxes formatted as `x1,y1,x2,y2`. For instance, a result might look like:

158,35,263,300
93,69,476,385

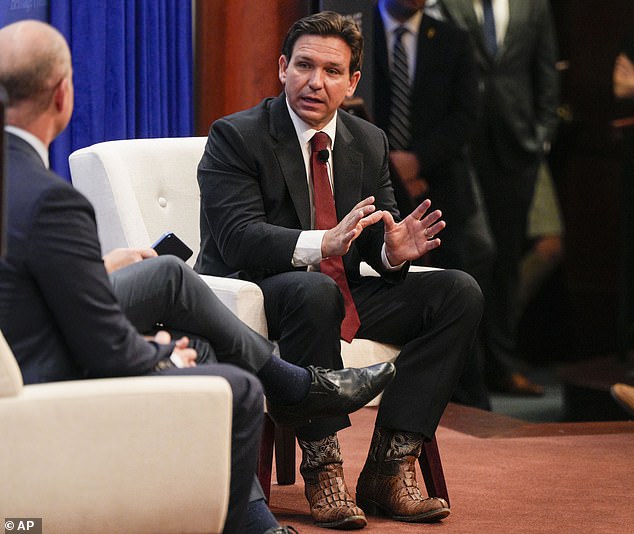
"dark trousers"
154,364,264,534
110,256,275,531
110,255,275,374
472,130,539,383
259,268,483,441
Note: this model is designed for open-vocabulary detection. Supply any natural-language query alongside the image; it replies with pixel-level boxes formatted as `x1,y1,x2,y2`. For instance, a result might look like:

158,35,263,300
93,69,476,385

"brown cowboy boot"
298,433,367,530
356,427,450,523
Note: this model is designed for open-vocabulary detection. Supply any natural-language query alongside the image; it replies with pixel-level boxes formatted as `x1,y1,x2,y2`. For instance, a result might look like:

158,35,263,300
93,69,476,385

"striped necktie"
388,26,412,151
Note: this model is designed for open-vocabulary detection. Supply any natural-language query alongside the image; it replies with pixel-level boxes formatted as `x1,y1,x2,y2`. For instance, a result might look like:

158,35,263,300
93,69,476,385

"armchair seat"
0,331,232,534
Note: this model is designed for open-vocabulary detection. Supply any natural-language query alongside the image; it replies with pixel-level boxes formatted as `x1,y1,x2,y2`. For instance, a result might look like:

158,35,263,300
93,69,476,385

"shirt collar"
5,125,50,169
286,97,338,149
378,2,424,37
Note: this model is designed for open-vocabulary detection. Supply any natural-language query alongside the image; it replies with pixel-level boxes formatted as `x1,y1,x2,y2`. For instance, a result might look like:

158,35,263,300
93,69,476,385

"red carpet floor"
269,404,634,533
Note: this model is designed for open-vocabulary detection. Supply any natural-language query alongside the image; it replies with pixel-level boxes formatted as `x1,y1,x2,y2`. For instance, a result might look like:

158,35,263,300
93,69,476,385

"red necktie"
310,132,361,343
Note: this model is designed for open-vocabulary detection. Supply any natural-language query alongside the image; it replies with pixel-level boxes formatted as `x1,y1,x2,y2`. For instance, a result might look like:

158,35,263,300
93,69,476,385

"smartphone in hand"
152,232,193,262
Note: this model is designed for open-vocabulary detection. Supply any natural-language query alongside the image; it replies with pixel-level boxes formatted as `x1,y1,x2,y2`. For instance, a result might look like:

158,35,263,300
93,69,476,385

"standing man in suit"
373,0,491,409
0,20,393,534
196,10,484,528
440,0,560,395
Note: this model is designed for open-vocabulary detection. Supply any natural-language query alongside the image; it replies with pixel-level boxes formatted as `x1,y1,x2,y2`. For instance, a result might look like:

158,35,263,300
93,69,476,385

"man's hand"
614,53,634,99
321,196,384,258
103,247,158,274
153,330,197,368
382,198,446,266
390,150,428,200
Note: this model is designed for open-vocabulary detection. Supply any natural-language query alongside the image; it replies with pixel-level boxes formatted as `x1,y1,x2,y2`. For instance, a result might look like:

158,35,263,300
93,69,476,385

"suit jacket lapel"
269,96,312,230
333,115,363,221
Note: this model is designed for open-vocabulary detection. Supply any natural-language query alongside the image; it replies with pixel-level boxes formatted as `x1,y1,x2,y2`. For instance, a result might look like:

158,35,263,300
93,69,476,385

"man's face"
382,0,426,20
279,34,360,130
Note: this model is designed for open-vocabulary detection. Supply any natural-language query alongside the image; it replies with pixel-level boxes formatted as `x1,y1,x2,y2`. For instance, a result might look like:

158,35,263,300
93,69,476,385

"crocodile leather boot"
298,433,367,530
356,427,450,522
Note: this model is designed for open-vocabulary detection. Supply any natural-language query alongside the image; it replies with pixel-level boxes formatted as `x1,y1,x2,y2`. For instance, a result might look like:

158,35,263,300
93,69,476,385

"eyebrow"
293,54,345,69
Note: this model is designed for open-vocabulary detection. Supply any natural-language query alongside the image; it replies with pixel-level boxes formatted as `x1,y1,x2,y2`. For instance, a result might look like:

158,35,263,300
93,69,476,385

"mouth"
301,95,324,106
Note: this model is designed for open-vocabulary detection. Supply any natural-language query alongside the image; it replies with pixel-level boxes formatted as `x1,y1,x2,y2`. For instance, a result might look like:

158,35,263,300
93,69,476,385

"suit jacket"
0,133,169,384
441,0,560,168
373,9,479,223
195,95,405,284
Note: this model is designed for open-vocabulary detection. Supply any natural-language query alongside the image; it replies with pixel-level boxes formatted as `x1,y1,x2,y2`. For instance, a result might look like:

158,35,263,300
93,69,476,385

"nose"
308,68,325,89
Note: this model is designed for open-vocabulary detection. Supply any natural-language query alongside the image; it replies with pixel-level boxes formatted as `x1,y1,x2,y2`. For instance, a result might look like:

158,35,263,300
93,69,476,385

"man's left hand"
382,199,445,266
103,247,158,273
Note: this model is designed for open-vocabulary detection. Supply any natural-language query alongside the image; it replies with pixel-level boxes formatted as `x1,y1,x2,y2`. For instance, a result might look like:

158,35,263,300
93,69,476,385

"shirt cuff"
292,230,327,267
381,243,405,271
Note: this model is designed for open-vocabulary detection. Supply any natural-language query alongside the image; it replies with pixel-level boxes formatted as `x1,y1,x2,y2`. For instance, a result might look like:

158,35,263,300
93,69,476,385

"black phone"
151,232,193,262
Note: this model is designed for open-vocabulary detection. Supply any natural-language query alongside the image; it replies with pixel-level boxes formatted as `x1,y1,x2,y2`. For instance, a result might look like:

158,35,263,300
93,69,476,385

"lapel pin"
427,27,436,39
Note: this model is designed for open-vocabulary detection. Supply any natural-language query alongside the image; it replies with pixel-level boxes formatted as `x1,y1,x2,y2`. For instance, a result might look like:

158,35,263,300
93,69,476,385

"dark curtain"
49,0,193,180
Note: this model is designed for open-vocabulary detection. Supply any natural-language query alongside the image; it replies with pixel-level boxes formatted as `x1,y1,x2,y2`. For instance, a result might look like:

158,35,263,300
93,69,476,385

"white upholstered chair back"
69,137,207,265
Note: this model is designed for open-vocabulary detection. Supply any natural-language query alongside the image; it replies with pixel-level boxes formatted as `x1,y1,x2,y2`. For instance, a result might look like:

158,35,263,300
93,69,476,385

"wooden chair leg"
274,425,296,485
257,414,276,502
418,435,450,506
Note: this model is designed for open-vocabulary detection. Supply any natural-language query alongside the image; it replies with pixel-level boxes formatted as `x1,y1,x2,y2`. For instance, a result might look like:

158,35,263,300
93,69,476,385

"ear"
53,78,68,113
346,70,361,97
278,55,289,85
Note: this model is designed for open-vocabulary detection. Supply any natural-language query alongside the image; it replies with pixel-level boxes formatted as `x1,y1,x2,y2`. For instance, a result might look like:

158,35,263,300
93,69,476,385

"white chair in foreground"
68,137,449,503
0,330,232,534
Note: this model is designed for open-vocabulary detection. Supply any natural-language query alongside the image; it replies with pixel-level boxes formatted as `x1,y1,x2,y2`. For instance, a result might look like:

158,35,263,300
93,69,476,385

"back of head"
0,20,71,125
282,11,364,75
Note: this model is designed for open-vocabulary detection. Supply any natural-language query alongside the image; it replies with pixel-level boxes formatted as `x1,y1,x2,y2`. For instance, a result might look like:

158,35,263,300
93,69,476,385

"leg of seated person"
153,363,264,534
112,256,395,424
353,269,483,522
111,255,275,374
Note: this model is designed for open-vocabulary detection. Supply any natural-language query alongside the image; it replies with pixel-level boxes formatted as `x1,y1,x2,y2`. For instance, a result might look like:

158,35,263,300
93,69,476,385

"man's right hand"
321,196,384,258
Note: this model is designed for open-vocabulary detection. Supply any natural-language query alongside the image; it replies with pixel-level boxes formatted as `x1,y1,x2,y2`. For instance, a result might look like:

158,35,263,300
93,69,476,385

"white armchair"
0,330,232,534
68,137,449,503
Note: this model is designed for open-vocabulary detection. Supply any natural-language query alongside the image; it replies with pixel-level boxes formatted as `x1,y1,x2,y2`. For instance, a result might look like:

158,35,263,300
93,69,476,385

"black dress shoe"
263,526,299,534
267,363,396,427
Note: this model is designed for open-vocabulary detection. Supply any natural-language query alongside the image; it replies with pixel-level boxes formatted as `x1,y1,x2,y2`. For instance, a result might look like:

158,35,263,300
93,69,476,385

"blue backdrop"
49,0,193,180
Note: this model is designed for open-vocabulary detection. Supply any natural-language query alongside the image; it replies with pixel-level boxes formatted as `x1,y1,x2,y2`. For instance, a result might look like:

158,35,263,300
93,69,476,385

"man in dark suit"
196,10,484,528
440,0,560,395
0,20,392,534
373,0,491,409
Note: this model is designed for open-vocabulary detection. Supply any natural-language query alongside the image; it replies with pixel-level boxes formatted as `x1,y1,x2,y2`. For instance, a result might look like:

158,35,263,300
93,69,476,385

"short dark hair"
281,11,364,75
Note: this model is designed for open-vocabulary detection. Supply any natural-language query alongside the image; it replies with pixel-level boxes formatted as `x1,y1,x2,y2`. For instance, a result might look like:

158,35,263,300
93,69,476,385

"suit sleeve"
27,187,170,377
198,118,302,275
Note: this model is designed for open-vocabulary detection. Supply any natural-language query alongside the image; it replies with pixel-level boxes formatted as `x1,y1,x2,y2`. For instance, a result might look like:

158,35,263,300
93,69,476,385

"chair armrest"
200,274,269,337
0,376,232,534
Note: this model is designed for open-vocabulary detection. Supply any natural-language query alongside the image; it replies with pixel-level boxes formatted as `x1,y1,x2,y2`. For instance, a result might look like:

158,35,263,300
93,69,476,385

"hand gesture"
382,199,445,266
321,196,384,258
